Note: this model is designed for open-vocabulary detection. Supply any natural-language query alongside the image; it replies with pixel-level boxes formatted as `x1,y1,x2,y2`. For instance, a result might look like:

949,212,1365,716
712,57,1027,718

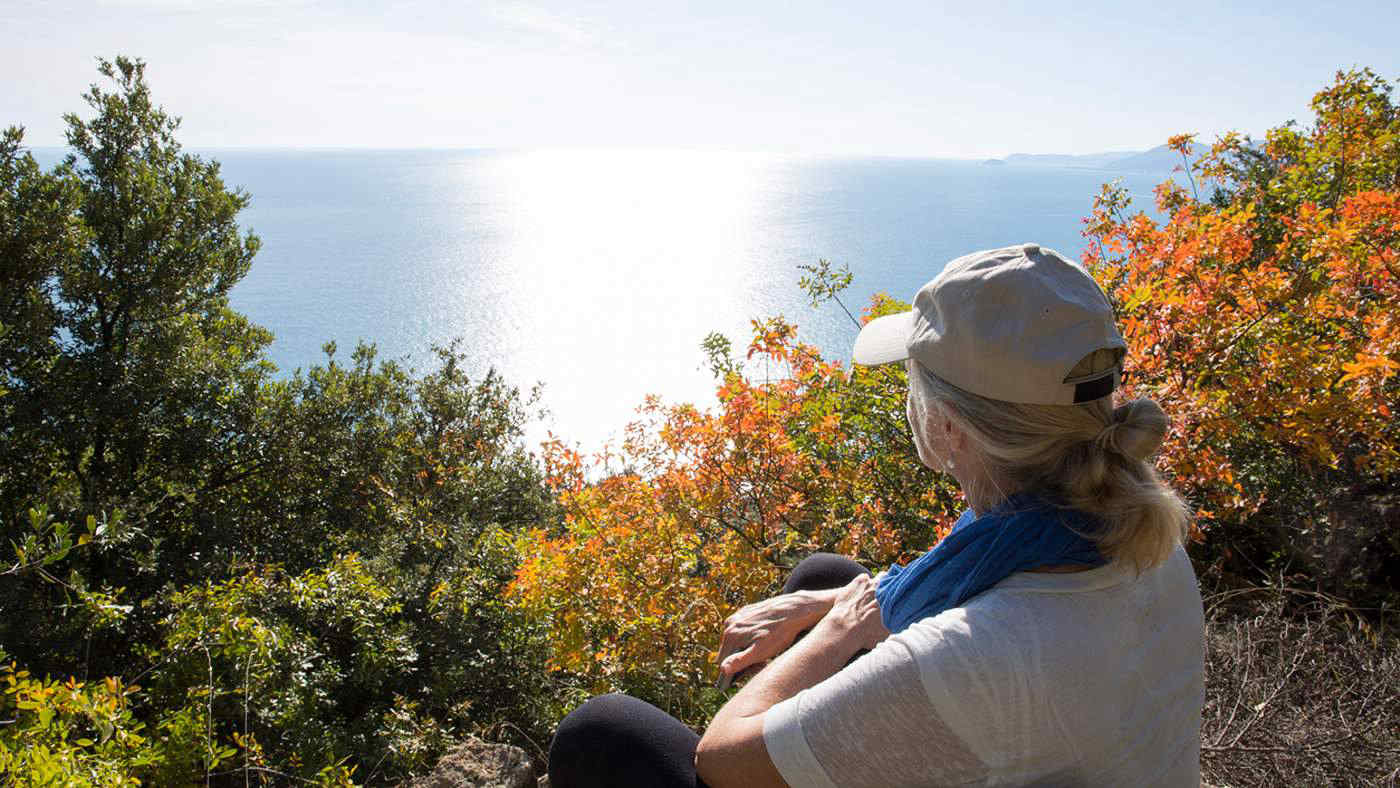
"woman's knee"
552,693,629,747
782,552,870,595
549,693,702,788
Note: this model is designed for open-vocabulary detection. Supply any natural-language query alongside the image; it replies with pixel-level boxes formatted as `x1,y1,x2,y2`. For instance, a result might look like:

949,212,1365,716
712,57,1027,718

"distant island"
982,143,1199,173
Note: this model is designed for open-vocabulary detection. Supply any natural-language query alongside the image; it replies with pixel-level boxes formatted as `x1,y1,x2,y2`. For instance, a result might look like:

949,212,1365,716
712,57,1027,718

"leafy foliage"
1,55,276,688
1083,68,1399,600
1,664,158,786
3,55,1396,784
513,68,1400,730
1,58,559,784
510,278,962,724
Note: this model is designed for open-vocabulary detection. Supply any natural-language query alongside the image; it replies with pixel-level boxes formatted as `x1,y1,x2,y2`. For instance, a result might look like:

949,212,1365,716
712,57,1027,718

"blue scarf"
874,493,1107,634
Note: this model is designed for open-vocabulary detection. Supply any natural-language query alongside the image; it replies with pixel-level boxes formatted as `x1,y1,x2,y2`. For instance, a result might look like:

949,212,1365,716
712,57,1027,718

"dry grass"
1201,585,1400,786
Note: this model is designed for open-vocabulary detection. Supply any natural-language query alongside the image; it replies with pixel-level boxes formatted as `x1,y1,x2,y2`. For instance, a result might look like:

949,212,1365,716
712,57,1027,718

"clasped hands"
715,573,889,689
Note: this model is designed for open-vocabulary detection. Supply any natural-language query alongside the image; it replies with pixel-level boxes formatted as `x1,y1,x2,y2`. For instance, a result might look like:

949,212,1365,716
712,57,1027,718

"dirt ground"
1199,586,1399,786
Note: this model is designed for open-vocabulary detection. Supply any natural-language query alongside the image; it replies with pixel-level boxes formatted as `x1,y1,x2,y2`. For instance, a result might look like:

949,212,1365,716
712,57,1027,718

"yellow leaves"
0,661,156,781
1167,133,1197,154
1340,353,1400,384
1130,282,1173,314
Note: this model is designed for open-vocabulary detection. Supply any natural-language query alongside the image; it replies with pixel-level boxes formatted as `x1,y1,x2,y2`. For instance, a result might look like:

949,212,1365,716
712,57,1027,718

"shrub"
1,58,560,783
511,281,963,725
1083,68,1399,603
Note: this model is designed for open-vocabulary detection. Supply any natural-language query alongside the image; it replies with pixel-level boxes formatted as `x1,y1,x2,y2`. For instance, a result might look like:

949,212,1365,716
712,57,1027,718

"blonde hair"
907,353,1189,571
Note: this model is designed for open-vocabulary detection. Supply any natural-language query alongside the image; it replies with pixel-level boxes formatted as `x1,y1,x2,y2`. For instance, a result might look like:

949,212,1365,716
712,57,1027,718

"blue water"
39,148,1170,451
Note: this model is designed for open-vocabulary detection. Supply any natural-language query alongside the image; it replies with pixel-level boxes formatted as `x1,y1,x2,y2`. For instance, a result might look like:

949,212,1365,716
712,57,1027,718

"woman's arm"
695,574,889,787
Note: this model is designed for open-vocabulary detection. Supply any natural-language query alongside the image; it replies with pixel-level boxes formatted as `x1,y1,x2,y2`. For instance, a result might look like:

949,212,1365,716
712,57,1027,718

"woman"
549,243,1205,787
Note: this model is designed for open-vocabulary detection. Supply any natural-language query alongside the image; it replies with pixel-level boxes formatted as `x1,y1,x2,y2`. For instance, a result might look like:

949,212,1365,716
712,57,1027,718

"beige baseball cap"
852,243,1126,405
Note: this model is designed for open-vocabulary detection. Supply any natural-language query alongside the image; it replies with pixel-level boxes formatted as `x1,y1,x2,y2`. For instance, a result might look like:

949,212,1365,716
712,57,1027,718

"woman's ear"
946,418,970,455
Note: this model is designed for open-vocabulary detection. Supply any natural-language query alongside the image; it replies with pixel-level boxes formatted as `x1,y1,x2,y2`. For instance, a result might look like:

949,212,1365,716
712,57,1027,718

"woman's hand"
817,573,890,652
697,574,889,787
715,588,836,687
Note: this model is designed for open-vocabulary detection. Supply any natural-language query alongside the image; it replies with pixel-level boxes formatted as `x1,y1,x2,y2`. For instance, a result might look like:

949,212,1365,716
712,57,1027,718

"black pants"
547,553,869,788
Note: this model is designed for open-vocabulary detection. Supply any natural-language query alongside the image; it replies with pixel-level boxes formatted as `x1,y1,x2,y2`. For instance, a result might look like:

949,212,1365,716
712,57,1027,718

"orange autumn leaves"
510,313,960,716
1083,68,1399,525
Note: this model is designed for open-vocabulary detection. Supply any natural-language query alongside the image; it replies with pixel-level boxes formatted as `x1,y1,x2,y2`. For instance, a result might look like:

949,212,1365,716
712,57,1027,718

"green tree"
2,57,562,781
1,55,275,677
0,128,85,524
4,55,269,513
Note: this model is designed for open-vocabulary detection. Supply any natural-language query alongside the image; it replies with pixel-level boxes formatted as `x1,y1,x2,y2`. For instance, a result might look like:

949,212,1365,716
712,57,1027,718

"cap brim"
851,310,914,366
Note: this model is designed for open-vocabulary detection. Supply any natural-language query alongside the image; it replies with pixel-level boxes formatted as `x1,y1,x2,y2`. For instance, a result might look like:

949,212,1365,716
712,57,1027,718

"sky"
3,0,1398,157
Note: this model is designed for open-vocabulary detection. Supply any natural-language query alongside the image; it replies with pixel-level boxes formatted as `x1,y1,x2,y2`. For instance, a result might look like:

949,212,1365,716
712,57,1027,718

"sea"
41,148,1174,453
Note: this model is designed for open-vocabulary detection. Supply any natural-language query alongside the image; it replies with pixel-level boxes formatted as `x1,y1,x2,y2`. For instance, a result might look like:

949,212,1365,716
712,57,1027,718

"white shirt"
764,547,1204,787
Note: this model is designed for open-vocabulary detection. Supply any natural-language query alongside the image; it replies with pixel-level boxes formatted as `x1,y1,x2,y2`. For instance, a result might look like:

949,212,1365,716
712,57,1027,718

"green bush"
1,57,560,783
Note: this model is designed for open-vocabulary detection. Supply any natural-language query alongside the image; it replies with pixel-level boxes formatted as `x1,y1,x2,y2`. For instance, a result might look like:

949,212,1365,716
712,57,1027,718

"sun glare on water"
449,148,786,453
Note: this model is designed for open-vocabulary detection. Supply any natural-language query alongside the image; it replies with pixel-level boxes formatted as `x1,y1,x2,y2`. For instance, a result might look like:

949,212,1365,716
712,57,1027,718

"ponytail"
908,358,1189,570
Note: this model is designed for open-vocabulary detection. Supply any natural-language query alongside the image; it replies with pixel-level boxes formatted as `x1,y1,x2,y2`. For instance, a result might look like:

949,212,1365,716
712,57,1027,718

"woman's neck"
946,451,1024,517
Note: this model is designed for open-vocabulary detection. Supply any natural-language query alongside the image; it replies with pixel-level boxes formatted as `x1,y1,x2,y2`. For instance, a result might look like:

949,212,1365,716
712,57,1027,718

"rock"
404,737,536,788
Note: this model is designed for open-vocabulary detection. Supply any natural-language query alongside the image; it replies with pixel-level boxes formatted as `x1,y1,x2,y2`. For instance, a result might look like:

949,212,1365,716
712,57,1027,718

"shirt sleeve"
762,627,988,788
764,693,840,788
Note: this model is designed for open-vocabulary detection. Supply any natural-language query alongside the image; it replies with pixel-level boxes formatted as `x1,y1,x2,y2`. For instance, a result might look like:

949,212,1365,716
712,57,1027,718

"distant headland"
982,143,1199,173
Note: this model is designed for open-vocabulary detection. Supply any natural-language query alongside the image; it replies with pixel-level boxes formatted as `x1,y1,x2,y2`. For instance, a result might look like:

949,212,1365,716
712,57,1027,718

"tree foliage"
513,69,1400,727
1083,68,1399,600
510,284,963,723
3,56,1396,783
1,58,560,784
3,56,269,520
1,56,276,683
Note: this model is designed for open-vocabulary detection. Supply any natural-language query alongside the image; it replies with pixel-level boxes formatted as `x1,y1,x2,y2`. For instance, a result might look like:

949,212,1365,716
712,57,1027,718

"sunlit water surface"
201,149,1163,453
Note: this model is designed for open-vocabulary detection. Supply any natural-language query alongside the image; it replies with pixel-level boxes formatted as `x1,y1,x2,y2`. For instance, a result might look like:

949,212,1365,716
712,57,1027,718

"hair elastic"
1094,422,1123,455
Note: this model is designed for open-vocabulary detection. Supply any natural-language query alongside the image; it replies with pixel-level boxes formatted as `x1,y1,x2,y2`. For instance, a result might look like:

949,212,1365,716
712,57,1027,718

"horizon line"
19,141,1179,161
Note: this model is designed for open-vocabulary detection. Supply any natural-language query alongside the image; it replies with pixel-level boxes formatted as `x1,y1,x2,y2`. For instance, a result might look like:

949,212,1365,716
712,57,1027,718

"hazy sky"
4,0,1397,156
